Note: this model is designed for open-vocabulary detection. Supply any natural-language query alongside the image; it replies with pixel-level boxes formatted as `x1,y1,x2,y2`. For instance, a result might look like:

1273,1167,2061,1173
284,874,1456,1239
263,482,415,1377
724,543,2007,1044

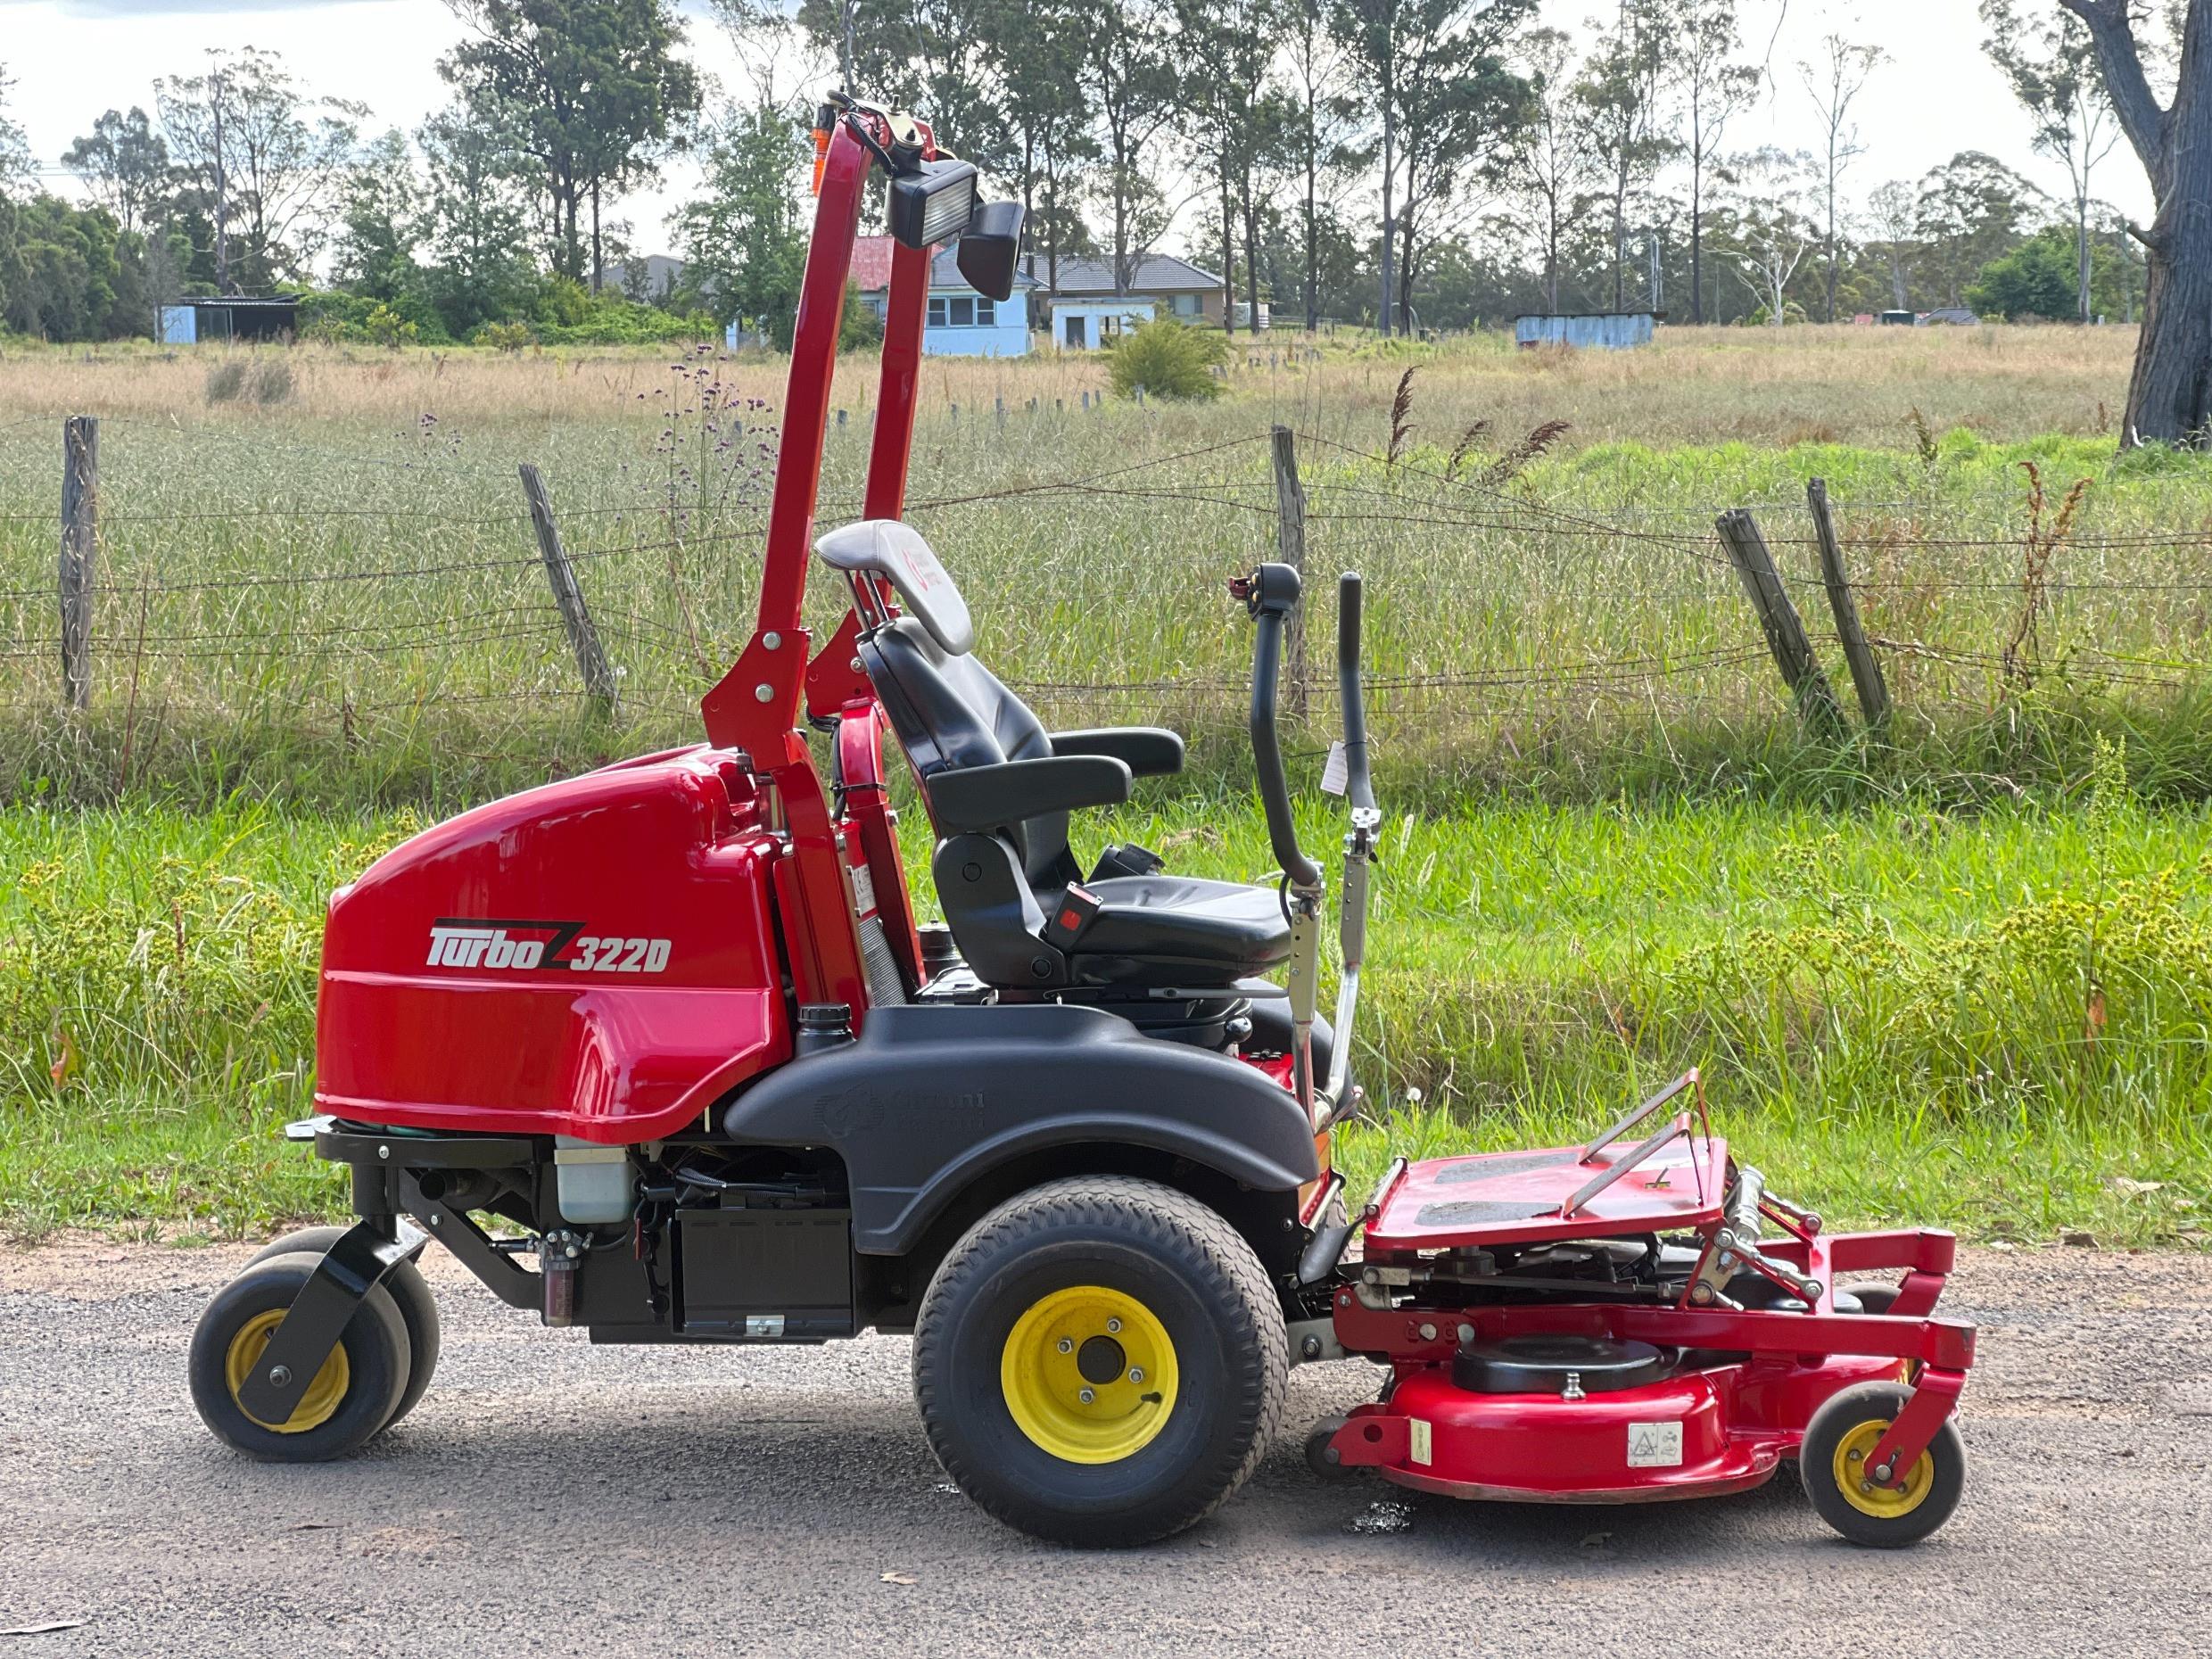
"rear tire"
248,1226,442,1427
913,1176,1288,1547
1801,1381,1966,1548
1836,1280,1900,1316
190,1250,411,1462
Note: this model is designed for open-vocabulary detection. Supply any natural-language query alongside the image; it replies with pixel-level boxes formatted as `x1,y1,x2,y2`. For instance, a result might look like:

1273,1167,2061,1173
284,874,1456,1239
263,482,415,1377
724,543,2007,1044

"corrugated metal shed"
1514,312,1656,350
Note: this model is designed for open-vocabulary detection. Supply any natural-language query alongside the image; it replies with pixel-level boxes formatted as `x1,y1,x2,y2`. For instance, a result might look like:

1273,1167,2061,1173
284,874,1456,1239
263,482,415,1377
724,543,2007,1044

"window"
1172,293,1201,317
976,297,995,326
927,297,948,327
949,296,975,326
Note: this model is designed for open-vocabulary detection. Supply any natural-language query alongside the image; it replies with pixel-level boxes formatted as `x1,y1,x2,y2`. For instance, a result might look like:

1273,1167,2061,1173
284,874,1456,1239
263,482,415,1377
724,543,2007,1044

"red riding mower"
189,96,1976,1549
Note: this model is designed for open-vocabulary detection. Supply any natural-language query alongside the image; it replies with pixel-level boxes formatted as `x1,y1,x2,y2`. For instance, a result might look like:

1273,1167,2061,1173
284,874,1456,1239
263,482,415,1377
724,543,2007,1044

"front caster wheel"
1801,1381,1966,1548
913,1176,1288,1547
189,1250,411,1461
248,1226,442,1427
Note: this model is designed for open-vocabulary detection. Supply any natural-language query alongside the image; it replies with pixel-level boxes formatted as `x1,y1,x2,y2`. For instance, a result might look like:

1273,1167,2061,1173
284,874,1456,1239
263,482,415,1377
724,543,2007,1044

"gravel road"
3,1241,2208,1657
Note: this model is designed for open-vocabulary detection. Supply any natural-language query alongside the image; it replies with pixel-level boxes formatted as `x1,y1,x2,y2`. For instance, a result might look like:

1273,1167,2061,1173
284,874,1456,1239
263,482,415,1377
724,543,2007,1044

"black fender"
718,1003,1318,1255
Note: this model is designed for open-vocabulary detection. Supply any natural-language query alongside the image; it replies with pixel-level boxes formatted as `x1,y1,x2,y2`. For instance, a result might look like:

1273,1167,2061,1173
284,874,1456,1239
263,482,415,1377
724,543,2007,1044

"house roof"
850,236,1040,293
1033,253,1221,295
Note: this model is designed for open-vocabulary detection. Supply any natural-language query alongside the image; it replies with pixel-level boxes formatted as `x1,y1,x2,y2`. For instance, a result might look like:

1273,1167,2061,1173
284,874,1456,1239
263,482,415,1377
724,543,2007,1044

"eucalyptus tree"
2057,0,2208,446
1665,0,1759,323
1981,0,2121,324
63,109,174,236
1572,0,1673,313
1796,32,1884,321
1335,0,1533,334
442,0,701,288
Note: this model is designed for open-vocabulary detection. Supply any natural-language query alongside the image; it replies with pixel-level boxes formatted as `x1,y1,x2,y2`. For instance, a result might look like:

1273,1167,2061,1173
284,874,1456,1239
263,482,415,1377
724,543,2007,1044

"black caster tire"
1837,1280,1900,1316
247,1227,442,1427
1801,1381,1966,1548
1305,1414,1356,1479
190,1250,411,1462
913,1176,1288,1547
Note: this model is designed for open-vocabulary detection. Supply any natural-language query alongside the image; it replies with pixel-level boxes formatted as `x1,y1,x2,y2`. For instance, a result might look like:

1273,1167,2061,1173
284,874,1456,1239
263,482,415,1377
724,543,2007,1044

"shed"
1514,311,1658,350
156,296,301,345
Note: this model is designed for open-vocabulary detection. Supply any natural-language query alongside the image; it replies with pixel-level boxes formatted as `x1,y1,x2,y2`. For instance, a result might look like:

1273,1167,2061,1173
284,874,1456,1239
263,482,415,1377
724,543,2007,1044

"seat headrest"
814,519,975,656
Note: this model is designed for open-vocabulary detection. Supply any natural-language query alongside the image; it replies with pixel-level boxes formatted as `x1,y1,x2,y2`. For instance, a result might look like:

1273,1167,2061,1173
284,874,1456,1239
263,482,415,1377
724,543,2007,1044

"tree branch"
2057,0,2169,181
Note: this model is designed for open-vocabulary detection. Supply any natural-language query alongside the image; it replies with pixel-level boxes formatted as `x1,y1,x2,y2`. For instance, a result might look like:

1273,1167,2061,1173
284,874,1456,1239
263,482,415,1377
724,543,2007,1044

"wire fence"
4,409,2211,793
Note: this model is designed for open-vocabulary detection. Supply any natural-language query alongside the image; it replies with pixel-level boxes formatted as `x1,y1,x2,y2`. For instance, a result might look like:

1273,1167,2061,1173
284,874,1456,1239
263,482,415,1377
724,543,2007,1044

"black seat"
815,519,1290,991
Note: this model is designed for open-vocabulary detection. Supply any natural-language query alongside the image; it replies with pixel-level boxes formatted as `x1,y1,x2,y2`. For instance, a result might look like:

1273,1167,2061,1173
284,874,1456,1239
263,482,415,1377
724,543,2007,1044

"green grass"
4,789,2207,1244
4,334,2212,814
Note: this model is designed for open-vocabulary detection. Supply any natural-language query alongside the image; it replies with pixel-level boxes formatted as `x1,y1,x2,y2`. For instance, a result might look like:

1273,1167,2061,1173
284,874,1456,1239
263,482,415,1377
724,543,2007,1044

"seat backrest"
863,617,1077,888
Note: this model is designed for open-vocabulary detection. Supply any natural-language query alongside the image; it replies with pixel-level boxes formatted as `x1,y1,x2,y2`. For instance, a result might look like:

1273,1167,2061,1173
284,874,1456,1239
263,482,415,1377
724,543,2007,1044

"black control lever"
1337,572,1374,813
1231,564,1321,888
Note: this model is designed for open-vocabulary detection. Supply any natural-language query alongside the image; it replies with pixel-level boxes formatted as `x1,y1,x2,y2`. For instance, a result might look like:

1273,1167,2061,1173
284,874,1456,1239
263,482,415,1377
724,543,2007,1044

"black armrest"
1048,727,1185,777
927,755,1133,834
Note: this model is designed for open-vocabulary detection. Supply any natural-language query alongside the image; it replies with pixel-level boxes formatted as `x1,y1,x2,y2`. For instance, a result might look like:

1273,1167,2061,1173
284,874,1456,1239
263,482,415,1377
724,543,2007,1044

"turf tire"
913,1176,1288,1547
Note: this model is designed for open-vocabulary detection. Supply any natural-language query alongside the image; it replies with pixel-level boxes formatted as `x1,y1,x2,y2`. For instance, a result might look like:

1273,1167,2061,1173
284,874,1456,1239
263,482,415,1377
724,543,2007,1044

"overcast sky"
0,0,2155,258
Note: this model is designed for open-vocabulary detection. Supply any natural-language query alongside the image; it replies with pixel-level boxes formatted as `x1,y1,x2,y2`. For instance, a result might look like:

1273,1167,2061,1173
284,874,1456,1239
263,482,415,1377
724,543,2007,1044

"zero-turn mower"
189,95,1976,1549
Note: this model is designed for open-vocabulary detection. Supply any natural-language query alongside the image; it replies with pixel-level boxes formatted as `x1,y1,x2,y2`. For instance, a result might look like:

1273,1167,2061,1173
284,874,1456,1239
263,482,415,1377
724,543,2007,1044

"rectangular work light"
887,157,980,249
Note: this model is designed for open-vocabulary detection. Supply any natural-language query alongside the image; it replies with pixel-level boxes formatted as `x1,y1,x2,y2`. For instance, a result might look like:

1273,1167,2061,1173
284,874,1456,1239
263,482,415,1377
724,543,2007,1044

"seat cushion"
1069,875,1292,979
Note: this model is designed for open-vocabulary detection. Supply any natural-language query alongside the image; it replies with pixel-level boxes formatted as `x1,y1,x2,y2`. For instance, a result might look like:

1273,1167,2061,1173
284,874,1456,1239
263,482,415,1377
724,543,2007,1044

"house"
1514,310,1658,350
1026,253,1225,349
849,235,1036,357
156,295,301,344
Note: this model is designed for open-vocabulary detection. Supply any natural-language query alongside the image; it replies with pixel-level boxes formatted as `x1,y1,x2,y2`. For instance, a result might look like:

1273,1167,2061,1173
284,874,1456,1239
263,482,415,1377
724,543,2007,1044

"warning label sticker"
1409,1418,1432,1466
1626,1421,1684,1468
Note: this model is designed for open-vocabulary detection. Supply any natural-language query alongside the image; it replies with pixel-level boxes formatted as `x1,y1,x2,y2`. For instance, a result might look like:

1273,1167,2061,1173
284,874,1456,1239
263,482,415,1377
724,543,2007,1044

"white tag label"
1408,1418,1432,1465
1320,740,1349,796
849,862,877,918
1626,1421,1683,1468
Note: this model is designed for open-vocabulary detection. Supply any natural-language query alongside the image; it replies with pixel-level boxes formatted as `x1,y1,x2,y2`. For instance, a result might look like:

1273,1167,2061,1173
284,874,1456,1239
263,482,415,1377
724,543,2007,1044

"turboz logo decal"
425,918,672,974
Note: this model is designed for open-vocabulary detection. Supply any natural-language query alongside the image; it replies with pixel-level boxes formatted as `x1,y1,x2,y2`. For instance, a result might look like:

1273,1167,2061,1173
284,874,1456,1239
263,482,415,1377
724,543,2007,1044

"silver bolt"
763,631,782,650
1417,1322,1437,1341
1078,1387,1095,1405
850,656,863,672
1106,1317,1122,1334
1301,1334,1322,1360
377,1144,389,1161
1057,1337,1073,1355
268,1365,292,1388
753,683,773,703
1861,1481,1875,1494
1128,1367,1144,1384
1456,1324,1474,1344
1848,1449,1863,1463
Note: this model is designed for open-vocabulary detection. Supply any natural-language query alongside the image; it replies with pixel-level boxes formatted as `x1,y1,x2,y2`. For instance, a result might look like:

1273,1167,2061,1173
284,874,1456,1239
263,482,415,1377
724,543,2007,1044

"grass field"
3,324,2209,1244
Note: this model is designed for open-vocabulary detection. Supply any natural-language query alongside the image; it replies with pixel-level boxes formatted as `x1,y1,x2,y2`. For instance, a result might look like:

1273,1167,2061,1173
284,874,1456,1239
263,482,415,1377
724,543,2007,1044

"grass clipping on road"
2,791,2207,1247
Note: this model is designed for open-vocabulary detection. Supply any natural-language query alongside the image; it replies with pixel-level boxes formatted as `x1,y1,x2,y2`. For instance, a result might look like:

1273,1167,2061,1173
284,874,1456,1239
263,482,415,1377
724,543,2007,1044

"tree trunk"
1304,136,1318,331
1378,96,1396,334
1689,156,1704,325
1221,172,1235,333
2064,0,2209,446
2076,193,2092,323
1242,179,1261,336
590,178,602,293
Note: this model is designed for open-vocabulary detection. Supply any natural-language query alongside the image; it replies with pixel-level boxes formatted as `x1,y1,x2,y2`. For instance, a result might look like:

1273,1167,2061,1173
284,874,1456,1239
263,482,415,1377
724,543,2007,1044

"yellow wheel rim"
1000,1285,1179,1465
1830,1418,1935,1519
225,1308,350,1434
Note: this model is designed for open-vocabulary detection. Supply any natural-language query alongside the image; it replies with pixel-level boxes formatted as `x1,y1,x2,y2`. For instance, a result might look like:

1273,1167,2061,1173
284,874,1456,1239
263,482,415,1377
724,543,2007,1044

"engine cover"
316,746,790,1143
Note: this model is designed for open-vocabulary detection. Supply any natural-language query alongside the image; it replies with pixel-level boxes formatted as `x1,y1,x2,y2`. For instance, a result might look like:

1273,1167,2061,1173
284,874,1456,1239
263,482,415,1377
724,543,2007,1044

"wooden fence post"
1271,424,1308,717
59,415,98,710
518,463,619,714
1805,477,1890,730
1714,508,1846,737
